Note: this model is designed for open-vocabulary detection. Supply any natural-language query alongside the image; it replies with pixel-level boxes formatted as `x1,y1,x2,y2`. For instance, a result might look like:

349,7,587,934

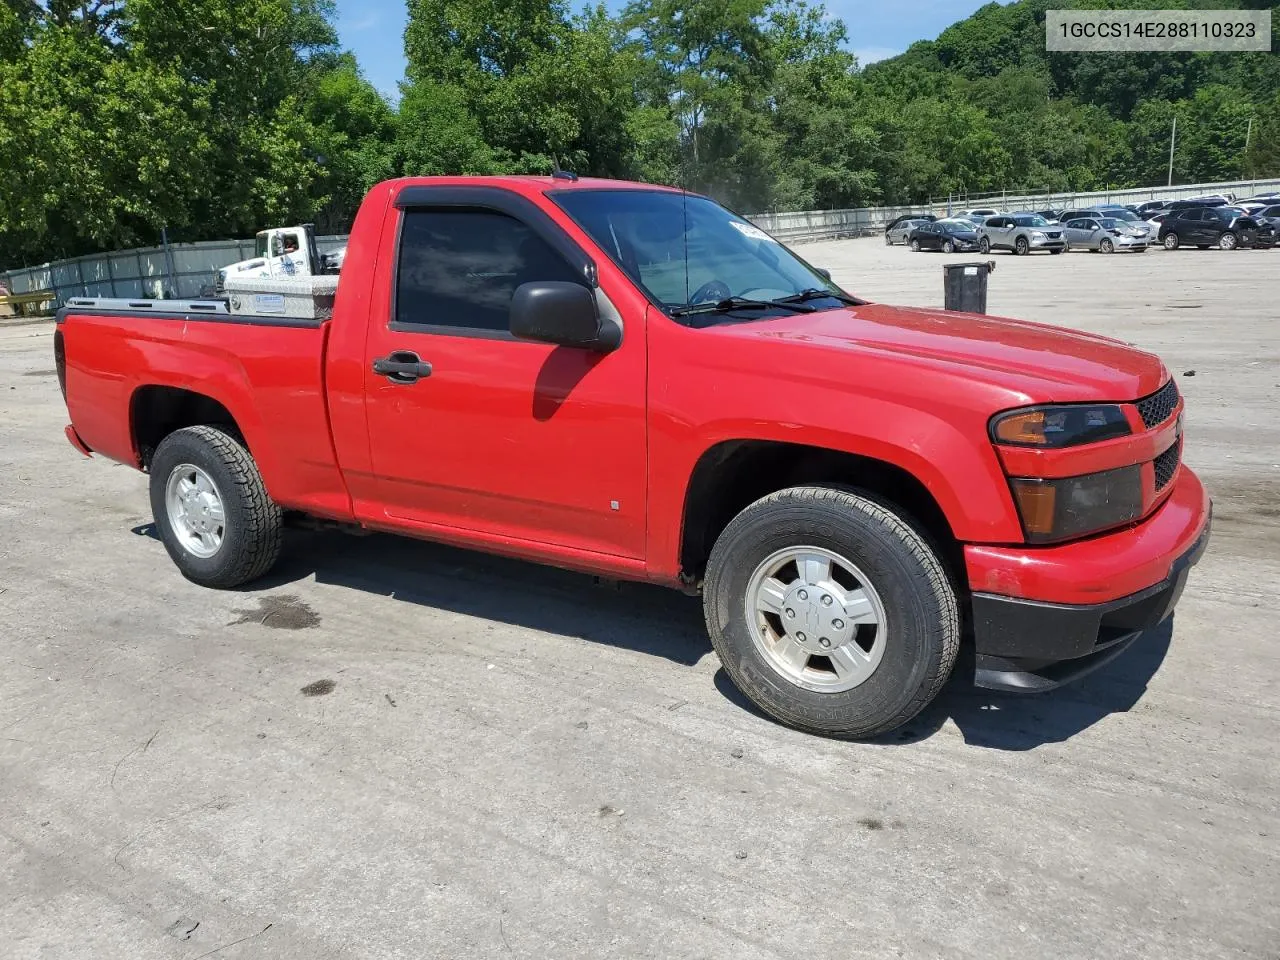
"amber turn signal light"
994,410,1047,445
1010,480,1057,537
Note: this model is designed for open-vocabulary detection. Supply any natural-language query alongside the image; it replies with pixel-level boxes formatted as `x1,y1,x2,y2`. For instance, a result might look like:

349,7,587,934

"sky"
335,0,1001,98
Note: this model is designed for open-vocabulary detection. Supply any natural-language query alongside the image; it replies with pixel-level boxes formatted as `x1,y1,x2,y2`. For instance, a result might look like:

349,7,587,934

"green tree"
402,0,637,175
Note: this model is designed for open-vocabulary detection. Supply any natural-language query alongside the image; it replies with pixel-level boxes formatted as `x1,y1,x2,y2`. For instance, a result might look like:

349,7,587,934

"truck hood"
730,302,1166,402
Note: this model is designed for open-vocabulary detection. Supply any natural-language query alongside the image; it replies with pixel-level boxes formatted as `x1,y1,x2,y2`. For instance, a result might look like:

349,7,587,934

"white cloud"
853,46,902,66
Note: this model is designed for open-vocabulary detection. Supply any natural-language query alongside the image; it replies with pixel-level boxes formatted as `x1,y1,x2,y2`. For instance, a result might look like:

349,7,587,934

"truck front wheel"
703,487,959,739
149,425,282,589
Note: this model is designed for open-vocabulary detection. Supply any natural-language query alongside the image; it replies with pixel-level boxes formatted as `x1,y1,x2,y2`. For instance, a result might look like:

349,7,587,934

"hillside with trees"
2,0,1278,268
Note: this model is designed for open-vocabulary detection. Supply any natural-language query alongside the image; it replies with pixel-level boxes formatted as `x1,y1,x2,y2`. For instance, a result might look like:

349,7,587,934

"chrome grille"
1153,443,1180,491
1137,380,1179,429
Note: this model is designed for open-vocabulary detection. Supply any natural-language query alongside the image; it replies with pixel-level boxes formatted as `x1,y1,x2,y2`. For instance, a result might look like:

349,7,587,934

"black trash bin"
943,260,995,313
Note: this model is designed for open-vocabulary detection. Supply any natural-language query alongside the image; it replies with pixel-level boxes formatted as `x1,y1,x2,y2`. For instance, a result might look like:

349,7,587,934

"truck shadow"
715,620,1173,751
878,619,1174,750
219,527,1171,748
258,529,711,666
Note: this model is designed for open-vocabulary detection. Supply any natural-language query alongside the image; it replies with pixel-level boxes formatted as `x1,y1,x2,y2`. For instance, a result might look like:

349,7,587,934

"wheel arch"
676,439,966,590
130,385,247,469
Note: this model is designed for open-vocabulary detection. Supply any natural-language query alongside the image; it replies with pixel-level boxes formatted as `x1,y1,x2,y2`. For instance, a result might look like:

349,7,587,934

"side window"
395,209,585,332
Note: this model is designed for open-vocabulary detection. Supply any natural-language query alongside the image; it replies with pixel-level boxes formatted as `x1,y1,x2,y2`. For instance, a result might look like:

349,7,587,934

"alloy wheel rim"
164,463,226,559
745,546,888,693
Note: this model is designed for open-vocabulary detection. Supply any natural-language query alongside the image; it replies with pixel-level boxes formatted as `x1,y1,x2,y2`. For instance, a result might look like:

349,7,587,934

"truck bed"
57,300,352,521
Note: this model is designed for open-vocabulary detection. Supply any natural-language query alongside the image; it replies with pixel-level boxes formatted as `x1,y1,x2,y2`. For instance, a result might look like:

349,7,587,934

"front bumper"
1030,237,1067,250
966,468,1211,693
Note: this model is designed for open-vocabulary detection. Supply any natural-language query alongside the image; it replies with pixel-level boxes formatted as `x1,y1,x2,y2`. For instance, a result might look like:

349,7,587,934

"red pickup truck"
55,175,1210,738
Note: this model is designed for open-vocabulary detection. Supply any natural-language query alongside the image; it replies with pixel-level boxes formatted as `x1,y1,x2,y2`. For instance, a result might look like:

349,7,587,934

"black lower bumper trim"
971,515,1211,694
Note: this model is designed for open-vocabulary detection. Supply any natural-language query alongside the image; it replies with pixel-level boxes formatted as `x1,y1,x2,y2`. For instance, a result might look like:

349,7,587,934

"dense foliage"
2,0,1278,267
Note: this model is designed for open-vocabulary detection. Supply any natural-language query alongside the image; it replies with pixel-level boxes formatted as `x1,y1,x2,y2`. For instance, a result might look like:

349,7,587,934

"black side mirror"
510,281,620,353
815,267,831,280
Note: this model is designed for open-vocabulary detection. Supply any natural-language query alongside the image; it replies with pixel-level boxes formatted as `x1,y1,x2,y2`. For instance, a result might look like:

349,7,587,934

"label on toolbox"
253,294,286,315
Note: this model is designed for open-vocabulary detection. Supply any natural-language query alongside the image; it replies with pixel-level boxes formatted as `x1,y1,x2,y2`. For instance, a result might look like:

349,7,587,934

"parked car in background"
1092,206,1156,242
907,219,979,253
1168,197,1229,211
961,208,999,218
1035,209,1063,223
884,215,936,245
1159,206,1260,250
977,213,1066,255
1135,199,1172,217
1252,203,1280,229
1249,207,1280,249
1056,209,1096,225
1062,216,1149,253
322,245,347,272
1228,208,1277,248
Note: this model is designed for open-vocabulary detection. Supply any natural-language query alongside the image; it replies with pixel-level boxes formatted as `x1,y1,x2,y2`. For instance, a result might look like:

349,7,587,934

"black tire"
884,233,893,245
149,425,283,589
1219,231,1238,250
1100,238,1114,254
978,237,991,254
1014,236,1029,256
909,238,921,252
1164,233,1180,250
703,487,959,739
942,240,955,254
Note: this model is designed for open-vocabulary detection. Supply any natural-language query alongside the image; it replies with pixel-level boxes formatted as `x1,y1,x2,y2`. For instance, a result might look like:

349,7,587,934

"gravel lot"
2,240,1277,960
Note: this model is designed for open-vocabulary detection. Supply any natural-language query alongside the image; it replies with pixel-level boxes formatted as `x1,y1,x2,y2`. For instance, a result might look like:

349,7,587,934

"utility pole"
1167,116,1177,187
1244,117,1253,179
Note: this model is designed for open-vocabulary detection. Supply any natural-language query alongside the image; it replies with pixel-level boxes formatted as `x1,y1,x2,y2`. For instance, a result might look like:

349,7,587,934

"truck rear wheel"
703,487,959,739
149,425,282,589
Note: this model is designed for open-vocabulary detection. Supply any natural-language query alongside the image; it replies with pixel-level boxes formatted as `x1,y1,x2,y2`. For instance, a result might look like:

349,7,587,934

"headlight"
990,404,1131,448
1010,467,1144,543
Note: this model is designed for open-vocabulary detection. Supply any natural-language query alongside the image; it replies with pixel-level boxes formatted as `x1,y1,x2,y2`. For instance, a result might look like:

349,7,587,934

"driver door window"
395,209,586,333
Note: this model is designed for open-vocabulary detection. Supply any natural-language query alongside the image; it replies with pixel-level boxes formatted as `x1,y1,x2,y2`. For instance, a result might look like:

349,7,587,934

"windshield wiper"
774,288,861,306
670,296,816,318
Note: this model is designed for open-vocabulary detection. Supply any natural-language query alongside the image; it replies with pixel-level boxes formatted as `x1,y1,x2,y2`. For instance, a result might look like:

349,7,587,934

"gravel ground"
2,239,1277,960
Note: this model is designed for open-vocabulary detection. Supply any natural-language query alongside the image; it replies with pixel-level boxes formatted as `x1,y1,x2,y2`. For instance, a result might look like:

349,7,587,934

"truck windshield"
553,189,847,321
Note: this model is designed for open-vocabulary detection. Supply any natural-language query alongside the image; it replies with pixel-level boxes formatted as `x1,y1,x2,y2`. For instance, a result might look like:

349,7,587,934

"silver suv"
977,213,1067,255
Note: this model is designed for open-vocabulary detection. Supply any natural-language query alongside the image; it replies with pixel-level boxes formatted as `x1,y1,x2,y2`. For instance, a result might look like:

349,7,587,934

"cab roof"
384,175,684,197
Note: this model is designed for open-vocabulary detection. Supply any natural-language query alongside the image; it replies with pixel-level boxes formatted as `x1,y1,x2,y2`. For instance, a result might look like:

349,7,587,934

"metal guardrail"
755,177,1280,243
0,288,56,319
2,236,347,307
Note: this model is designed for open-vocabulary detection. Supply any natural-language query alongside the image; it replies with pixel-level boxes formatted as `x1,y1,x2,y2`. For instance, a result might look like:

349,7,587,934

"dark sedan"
1159,206,1260,250
1252,203,1280,236
907,219,979,253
